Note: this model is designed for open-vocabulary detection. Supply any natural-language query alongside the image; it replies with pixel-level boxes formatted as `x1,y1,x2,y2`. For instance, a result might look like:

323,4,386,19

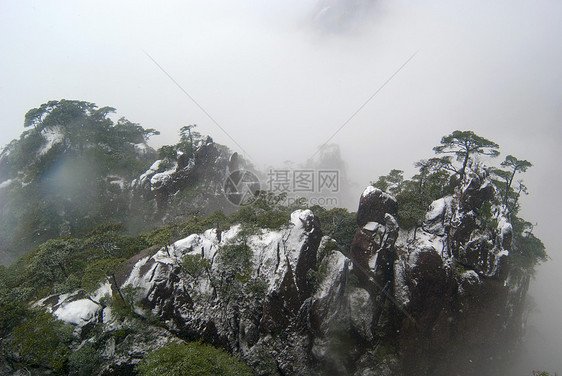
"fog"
1,1,561,373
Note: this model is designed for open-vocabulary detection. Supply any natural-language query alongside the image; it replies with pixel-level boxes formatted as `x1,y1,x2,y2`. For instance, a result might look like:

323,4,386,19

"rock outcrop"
40,177,529,376
130,136,242,225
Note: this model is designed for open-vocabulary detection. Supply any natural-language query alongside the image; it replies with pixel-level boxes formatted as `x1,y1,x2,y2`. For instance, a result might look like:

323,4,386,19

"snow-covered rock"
423,196,454,235
35,177,530,376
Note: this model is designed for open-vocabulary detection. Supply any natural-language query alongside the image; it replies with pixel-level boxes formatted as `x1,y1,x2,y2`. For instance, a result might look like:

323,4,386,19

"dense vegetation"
372,130,546,273
136,342,254,376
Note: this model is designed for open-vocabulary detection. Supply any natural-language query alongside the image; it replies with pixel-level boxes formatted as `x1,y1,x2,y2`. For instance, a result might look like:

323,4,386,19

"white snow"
497,249,509,258
52,282,112,326
54,299,99,325
361,185,378,197
133,142,149,154
401,229,446,268
150,164,177,190
423,196,454,235
49,210,326,329
0,179,14,189
38,126,64,156
363,222,379,232
118,210,319,302
123,256,158,295
425,197,447,222
497,216,512,243
107,175,126,190
462,270,480,284
360,185,396,204
136,160,162,187
290,209,314,229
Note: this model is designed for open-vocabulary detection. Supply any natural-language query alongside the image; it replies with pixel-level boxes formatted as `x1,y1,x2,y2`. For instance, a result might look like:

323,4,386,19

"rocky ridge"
34,172,529,376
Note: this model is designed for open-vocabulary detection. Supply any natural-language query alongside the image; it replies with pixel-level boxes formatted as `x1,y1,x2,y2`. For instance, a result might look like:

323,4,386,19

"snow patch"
133,142,149,154
363,222,379,232
150,164,177,190
107,175,126,190
0,179,14,189
290,209,314,229
52,282,112,326
38,126,64,156
423,196,454,235
362,185,377,197
462,270,480,284
136,160,162,187
497,215,512,246
54,299,99,325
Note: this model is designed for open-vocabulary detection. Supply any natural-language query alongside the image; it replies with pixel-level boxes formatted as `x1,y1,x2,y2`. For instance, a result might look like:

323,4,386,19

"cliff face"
40,175,527,376
391,175,521,376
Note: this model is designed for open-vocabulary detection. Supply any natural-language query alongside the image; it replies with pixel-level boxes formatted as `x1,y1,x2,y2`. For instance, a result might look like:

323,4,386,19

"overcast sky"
1,0,561,372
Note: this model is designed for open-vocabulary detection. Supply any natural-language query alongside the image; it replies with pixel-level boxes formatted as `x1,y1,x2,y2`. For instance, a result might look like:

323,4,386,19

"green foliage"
372,169,404,196
510,216,547,274
372,159,453,229
68,342,100,376
245,278,268,298
182,254,211,278
113,117,159,144
0,300,28,337
476,200,494,231
371,130,546,274
0,221,149,301
12,309,73,373
307,258,329,290
310,206,356,256
232,191,291,231
491,155,533,215
219,243,253,277
24,238,81,294
109,285,142,320
178,124,202,157
141,211,233,248
158,145,178,169
136,341,254,376
395,187,427,229
433,130,500,180
81,257,126,293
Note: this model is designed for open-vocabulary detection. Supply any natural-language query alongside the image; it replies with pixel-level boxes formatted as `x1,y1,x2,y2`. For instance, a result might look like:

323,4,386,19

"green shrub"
219,243,252,276
182,254,211,278
68,342,99,376
136,341,254,376
0,300,28,336
12,309,73,372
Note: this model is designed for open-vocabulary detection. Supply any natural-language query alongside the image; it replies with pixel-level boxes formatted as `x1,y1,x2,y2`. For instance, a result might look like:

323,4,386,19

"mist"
1,0,561,373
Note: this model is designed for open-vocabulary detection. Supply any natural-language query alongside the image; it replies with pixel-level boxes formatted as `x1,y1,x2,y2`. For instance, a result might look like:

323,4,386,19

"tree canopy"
373,130,545,274
433,130,500,180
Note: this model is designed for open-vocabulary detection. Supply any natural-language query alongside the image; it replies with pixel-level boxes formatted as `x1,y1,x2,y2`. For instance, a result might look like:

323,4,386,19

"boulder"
356,186,398,227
